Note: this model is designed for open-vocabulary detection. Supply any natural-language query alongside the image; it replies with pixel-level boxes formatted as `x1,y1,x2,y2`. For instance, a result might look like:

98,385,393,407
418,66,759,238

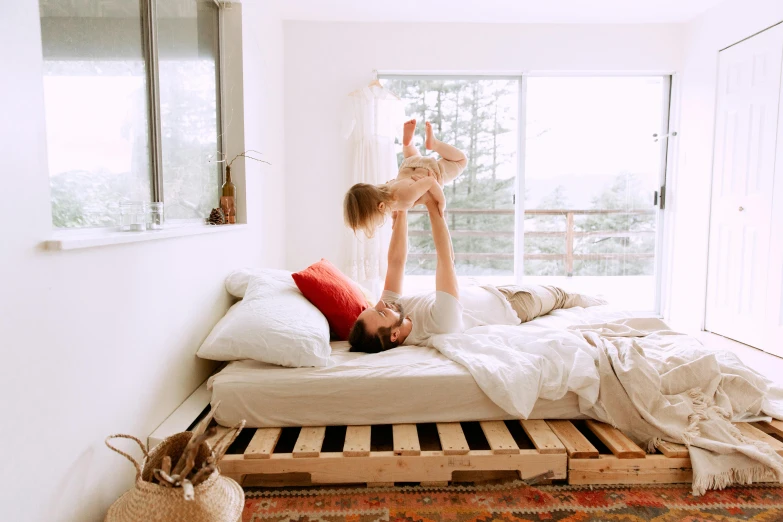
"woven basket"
104,432,244,522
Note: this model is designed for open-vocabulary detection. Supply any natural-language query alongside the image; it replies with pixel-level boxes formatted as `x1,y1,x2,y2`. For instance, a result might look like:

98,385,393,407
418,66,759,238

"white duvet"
430,306,633,418
430,305,783,493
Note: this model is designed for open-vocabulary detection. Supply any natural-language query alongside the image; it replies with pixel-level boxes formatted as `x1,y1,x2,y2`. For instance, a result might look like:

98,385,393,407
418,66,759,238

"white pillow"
198,273,331,367
225,267,294,298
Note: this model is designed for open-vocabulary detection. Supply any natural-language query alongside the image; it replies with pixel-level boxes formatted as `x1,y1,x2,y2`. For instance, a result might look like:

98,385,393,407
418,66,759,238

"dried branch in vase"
209,148,271,168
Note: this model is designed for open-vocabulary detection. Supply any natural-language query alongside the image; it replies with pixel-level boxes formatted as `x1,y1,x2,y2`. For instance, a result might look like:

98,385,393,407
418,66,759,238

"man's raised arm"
383,210,408,295
426,200,458,299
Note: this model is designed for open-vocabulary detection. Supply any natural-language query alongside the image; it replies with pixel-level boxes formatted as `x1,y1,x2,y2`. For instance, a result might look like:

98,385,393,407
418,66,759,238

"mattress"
208,305,638,427
209,341,587,427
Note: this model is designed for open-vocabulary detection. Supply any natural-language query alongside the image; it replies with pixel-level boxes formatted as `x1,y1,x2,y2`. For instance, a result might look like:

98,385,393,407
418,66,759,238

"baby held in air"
344,119,467,237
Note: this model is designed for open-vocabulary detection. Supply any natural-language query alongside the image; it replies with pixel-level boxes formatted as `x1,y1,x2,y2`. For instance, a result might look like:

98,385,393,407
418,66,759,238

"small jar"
146,202,164,230
120,202,145,232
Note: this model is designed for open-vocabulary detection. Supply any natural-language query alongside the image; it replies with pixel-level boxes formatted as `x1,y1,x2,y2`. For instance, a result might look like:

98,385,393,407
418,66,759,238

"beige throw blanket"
431,304,783,495
572,318,783,494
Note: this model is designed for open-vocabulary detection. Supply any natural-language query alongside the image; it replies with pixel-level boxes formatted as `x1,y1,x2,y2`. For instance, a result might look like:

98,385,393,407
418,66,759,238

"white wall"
283,22,684,273
0,1,284,521
664,0,783,332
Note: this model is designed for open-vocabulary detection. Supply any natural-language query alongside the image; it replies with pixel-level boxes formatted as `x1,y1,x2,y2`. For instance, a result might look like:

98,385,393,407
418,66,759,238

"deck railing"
406,208,657,276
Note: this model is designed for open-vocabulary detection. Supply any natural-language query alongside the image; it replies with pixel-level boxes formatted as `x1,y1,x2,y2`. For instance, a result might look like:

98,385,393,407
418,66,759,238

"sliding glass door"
524,77,669,311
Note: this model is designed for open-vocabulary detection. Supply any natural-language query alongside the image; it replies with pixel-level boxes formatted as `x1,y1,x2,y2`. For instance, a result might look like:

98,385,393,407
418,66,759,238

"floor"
694,330,783,385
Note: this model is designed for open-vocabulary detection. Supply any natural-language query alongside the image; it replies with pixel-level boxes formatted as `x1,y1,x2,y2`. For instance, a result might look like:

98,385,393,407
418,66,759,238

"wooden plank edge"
547,420,599,459
520,419,566,454
585,420,646,459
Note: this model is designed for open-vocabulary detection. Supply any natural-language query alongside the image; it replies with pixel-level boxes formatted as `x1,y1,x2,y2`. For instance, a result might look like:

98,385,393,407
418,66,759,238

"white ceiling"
270,0,725,24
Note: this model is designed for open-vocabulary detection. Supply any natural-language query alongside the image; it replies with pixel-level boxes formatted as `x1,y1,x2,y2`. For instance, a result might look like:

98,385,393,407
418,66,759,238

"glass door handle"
653,186,666,209
653,131,678,142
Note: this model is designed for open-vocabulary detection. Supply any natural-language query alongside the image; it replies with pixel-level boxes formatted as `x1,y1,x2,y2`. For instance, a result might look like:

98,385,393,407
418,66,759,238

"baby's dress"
398,155,466,186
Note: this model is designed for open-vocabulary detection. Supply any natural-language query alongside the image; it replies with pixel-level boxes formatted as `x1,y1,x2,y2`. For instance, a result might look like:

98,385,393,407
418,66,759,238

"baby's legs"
426,122,467,184
402,119,420,159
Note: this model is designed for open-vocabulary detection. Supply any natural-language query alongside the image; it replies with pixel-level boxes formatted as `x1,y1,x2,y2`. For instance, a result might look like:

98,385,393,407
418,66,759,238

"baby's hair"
343,183,393,238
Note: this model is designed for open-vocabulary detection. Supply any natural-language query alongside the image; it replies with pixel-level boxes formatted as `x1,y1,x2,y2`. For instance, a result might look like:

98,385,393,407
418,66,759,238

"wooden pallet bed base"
201,416,783,488
548,419,783,486
209,420,567,487
221,449,565,487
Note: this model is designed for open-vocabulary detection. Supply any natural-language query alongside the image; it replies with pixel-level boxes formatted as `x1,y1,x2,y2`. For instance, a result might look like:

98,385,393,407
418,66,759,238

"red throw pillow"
292,259,368,340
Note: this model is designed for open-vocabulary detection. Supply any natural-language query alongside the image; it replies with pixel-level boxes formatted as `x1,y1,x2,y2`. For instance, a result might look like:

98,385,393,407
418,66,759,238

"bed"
207,305,637,428
201,298,783,491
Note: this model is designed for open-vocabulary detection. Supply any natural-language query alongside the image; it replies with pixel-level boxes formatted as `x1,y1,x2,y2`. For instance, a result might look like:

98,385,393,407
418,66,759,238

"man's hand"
414,190,435,208
429,183,447,217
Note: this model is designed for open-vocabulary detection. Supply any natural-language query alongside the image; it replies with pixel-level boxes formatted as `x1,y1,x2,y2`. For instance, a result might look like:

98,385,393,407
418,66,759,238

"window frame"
380,72,674,314
141,0,226,210
42,0,227,230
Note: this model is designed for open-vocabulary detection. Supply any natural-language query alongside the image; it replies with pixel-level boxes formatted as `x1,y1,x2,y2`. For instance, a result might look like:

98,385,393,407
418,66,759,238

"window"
383,75,671,312
39,0,223,229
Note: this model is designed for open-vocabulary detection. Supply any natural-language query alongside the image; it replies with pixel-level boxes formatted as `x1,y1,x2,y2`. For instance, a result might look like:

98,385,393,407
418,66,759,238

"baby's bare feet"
402,119,417,146
425,121,437,150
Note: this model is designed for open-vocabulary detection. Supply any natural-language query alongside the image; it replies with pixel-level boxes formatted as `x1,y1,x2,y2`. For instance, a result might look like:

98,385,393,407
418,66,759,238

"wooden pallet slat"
765,420,783,438
520,420,566,454
393,424,421,456
568,454,693,485
480,421,519,454
244,428,282,459
547,420,599,458
436,423,469,455
293,427,326,458
755,420,783,440
343,426,371,457
656,441,689,458
586,420,646,459
736,422,783,456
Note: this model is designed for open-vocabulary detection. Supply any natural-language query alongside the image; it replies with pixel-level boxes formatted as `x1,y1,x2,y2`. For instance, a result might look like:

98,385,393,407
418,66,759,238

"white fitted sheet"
209,341,586,428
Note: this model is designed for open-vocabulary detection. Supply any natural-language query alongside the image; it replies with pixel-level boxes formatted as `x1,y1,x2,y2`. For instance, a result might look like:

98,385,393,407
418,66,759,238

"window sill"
44,223,248,251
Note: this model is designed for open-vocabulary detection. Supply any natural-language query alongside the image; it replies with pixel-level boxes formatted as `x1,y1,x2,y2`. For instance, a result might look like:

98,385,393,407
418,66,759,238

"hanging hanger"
349,70,400,99
368,69,400,100
368,69,383,88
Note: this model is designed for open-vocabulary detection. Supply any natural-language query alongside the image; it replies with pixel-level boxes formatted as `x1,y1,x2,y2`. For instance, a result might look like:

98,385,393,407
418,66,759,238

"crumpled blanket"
430,316,783,494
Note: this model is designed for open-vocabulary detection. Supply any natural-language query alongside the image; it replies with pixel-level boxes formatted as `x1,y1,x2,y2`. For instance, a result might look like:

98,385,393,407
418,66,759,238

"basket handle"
105,434,149,480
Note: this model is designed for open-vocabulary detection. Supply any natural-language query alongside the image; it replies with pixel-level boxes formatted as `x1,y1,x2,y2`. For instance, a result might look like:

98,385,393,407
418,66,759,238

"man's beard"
393,303,405,327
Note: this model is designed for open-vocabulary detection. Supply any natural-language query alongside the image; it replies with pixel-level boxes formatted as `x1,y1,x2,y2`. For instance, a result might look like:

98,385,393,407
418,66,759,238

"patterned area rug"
243,481,783,521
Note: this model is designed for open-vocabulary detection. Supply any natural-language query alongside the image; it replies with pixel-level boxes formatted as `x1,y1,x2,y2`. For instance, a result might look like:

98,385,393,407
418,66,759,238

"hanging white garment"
343,85,406,295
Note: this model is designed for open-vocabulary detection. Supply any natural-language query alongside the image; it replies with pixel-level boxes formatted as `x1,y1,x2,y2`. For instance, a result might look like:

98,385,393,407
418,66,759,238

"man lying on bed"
348,195,604,353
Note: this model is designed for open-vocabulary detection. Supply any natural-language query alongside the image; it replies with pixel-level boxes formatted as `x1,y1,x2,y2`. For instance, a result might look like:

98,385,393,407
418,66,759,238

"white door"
705,24,783,349
765,60,783,357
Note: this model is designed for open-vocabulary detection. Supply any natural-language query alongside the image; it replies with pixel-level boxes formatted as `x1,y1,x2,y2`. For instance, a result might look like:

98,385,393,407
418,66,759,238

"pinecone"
208,207,225,225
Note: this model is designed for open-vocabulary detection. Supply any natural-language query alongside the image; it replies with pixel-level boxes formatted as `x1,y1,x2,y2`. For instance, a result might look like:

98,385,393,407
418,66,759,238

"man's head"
348,300,410,353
